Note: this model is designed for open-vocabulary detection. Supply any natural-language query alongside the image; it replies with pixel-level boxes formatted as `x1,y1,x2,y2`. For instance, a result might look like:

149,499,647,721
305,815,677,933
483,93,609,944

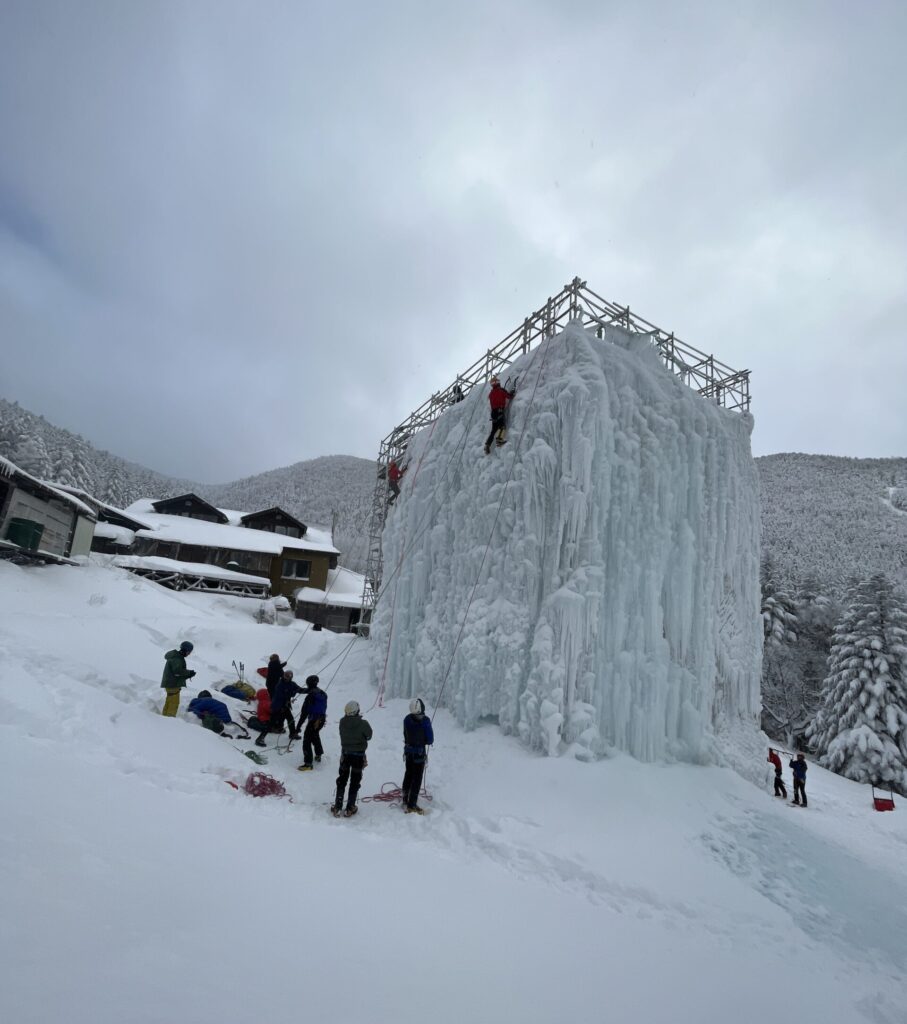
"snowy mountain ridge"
0,397,375,571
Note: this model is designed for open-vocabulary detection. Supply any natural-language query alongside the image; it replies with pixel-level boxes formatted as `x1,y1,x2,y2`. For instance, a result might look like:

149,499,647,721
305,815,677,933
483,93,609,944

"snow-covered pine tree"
761,555,798,648
760,555,808,745
807,574,907,795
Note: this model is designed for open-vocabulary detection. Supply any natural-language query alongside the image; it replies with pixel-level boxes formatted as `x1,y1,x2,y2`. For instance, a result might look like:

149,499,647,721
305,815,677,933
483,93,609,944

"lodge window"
274,524,300,538
282,558,311,580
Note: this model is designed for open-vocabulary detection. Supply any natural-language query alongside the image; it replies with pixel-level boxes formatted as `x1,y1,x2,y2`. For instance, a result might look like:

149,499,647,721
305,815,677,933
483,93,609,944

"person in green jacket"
160,641,196,716
332,701,373,817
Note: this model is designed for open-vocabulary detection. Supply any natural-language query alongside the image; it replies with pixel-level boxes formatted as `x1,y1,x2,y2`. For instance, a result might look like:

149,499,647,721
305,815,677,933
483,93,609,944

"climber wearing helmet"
485,375,515,454
402,698,434,814
387,459,406,505
332,700,373,817
160,640,196,717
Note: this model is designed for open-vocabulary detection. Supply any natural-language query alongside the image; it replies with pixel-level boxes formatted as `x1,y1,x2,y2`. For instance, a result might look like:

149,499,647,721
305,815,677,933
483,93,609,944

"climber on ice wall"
484,375,514,454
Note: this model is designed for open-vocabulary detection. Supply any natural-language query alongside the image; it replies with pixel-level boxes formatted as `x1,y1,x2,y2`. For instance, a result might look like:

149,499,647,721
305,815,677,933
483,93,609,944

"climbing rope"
361,766,433,807
368,388,488,711
431,333,557,716
242,772,289,799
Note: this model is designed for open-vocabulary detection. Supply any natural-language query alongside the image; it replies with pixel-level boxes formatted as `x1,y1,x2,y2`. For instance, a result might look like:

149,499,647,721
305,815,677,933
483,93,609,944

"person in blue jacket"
402,698,434,814
187,690,233,734
296,675,328,771
790,753,808,806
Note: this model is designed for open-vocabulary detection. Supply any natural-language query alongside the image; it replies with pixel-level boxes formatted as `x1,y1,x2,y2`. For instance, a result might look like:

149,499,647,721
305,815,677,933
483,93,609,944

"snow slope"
373,322,762,762
1,562,905,1024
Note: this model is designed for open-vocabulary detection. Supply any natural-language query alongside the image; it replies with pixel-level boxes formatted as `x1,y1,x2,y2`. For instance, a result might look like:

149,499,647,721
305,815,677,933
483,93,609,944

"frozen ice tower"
371,321,762,762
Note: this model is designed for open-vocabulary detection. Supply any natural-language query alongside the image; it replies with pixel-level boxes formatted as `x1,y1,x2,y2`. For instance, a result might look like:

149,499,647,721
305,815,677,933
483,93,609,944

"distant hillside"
756,452,907,594
3,397,907,589
0,398,376,572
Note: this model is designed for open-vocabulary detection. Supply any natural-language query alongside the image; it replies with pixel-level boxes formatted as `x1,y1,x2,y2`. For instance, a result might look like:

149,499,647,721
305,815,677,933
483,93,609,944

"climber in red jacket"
767,747,787,798
485,375,515,453
388,460,406,505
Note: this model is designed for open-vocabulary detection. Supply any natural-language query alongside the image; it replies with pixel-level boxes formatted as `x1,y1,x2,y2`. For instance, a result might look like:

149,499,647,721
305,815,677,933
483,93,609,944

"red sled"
872,785,895,812
256,666,268,679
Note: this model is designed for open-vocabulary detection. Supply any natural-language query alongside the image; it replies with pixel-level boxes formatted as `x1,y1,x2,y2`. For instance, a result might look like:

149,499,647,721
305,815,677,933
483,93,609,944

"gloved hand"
187,670,196,678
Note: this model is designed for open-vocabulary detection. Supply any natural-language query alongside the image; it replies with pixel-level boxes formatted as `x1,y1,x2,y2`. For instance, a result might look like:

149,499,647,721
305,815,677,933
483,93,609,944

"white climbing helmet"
344,700,360,716
409,698,425,715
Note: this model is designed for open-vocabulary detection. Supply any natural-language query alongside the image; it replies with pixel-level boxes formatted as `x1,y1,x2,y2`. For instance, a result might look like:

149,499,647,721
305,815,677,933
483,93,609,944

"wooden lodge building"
121,493,342,602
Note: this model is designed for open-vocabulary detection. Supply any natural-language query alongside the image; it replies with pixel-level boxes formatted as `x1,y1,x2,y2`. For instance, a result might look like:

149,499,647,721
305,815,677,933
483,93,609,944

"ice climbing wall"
371,321,762,762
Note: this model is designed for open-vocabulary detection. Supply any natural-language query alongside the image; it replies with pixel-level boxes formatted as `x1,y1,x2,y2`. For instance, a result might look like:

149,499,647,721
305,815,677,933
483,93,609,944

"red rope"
361,775,433,805
242,772,289,799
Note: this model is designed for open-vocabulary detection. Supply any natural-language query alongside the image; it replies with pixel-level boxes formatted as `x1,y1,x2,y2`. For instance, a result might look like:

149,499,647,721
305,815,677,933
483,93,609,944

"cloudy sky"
1,0,905,482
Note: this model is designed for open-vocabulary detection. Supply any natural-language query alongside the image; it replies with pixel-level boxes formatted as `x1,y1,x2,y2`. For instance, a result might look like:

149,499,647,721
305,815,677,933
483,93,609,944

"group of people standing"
161,644,434,817
767,748,808,806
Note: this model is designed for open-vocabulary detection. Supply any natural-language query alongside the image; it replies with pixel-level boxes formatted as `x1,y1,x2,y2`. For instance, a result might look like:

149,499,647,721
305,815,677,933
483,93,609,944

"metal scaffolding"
357,276,751,635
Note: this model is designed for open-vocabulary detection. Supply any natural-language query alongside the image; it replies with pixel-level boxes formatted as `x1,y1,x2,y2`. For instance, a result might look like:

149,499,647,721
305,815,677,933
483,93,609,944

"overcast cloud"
0,0,905,482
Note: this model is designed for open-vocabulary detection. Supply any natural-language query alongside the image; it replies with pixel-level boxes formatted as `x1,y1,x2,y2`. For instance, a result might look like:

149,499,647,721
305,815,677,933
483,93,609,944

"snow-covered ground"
1,561,905,1024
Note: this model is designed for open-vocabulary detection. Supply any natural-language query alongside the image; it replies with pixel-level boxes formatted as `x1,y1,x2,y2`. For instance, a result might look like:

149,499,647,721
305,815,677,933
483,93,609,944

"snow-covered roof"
93,523,136,547
124,498,339,556
113,554,270,585
295,566,364,608
52,484,153,529
0,456,96,518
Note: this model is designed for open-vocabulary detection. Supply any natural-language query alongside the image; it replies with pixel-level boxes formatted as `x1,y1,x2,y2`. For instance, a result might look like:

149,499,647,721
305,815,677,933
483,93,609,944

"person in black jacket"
296,675,328,771
255,670,303,746
402,698,434,814
265,653,286,698
332,701,372,817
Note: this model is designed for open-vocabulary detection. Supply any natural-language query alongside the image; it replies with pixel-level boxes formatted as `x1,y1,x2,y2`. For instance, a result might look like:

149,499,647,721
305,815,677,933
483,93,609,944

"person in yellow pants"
160,641,196,716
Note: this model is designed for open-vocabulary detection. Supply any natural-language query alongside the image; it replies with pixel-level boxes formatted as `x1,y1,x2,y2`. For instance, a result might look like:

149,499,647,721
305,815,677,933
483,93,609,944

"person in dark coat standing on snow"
296,675,328,771
265,653,286,698
332,701,372,817
767,748,787,799
790,753,808,806
255,670,303,746
402,698,434,814
484,375,514,453
160,641,196,716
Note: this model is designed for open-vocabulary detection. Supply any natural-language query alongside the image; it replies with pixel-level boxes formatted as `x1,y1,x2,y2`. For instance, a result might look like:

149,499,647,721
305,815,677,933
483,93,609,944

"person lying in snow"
187,690,233,734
